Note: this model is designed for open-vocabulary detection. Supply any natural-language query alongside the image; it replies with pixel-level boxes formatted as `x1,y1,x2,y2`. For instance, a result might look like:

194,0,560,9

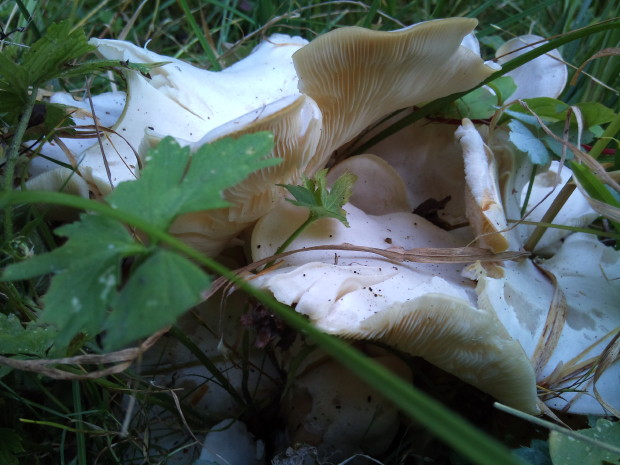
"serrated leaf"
549,419,620,465
2,214,144,281
22,20,94,86
39,259,121,349
508,119,551,165
507,98,570,123
0,428,24,465
280,169,357,226
107,133,279,231
2,215,147,350
0,314,57,358
104,249,211,350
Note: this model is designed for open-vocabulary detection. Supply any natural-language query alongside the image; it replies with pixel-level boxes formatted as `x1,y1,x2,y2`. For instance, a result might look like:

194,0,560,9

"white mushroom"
292,17,498,175
457,118,515,252
199,419,265,465
496,34,568,101
458,120,619,414
31,34,308,192
468,233,620,414
284,353,411,461
250,156,538,414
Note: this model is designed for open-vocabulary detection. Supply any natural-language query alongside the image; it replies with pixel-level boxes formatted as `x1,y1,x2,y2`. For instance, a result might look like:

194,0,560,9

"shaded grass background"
0,0,618,464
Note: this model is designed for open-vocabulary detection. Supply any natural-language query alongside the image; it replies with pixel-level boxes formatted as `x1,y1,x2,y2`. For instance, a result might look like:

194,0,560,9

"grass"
1,0,619,464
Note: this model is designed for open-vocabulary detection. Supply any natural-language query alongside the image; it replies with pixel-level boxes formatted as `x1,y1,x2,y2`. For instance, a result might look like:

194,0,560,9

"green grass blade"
176,0,222,70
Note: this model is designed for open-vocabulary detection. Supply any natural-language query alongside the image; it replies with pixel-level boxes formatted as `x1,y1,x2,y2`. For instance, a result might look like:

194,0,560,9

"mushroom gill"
292,17,499,174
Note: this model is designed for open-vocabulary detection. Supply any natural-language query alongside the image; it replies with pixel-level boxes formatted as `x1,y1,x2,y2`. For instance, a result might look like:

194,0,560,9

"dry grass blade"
0,327,168,379
205,244,529,300
518,100,620,193
531,264,567,377
592,330,620,418
538,327,620,410
570,47,620,87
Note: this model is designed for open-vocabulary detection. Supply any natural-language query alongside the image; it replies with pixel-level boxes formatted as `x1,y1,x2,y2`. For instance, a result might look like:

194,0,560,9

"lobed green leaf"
281,169,357,226
108,133,279,232
105,249,211,350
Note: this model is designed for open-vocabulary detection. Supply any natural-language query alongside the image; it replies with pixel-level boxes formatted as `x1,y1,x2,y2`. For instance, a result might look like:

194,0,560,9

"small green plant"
2,133,279,350
275,169,357,255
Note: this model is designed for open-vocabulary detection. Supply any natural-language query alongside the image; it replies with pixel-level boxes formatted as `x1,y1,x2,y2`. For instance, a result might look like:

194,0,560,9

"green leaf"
39,258,121,349
443,77,516,120
105,249,210,350
507,98,570,124
0,314,57,358
2,215,146,349
59,59,170,80
2,214,144,280
506,98,616,129
513,439,552,465
2,134,278,349
549,419,620,465
574,102,616,127
22,20,94,86
280,169,357,226
451,86,499,119
508,119,551,165
0,428,24,465
107,133,279,231
486,76,517,106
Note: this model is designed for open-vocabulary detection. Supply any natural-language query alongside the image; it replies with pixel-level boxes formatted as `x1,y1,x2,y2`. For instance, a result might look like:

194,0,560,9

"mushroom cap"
169,93,322,256
285,354,410,460
469,233,620,414
496,34,568,101
362,294,539,413
90,34,307,135
325,154,410,215
28,91,126,184
250,155,538,413
31,35,308,192
457,118,514,252
292,17,498,174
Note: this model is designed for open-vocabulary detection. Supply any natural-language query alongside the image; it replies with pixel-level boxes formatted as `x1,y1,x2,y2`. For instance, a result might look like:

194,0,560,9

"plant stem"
523,182,577,252
264,213,315,268
494,402,620,456
3,87,38,239
589,111,620,160
275,214,315,256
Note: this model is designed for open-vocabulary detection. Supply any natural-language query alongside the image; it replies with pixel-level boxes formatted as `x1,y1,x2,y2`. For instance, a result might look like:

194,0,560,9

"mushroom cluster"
26,17,620,463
